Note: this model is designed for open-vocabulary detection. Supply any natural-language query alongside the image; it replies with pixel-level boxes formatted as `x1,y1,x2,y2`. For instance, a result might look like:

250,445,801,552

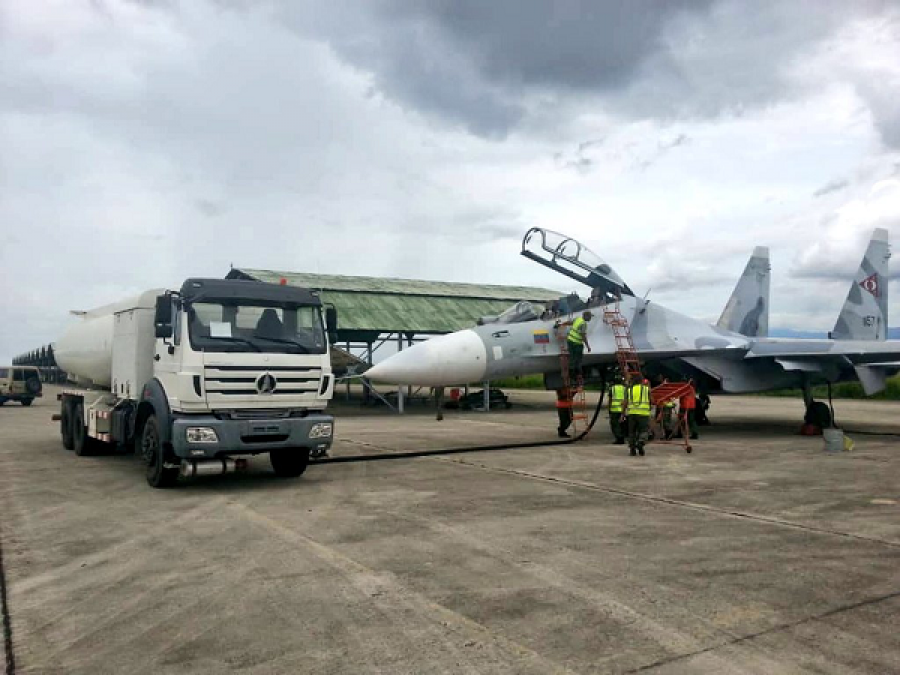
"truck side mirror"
155,295,173,339
325,306,338,343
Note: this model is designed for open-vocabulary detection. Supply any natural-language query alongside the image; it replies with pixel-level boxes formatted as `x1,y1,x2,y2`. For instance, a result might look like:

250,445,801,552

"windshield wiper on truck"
204,335,261,352
252,335,310,353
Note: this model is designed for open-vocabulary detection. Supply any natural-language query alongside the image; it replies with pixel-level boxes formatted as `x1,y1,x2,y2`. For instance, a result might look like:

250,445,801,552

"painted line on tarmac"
441,458,900,550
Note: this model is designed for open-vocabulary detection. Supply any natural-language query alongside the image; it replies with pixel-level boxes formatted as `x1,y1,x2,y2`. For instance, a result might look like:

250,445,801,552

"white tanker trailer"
55,278,336,488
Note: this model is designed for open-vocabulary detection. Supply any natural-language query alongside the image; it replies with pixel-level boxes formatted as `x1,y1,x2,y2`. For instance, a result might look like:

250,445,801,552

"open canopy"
521,228,634,298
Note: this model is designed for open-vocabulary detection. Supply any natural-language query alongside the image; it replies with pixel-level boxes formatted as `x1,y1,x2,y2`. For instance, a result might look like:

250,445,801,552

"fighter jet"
365,227,898,420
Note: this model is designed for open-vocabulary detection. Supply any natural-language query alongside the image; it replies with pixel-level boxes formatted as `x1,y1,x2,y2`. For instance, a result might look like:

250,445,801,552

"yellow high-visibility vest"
609,384,626,412
628,384,651,416
567,317,587,345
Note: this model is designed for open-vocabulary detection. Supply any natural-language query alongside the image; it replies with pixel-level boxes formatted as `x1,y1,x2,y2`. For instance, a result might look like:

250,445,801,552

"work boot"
629,447,636,457
558,429,570,438
638,445,645,456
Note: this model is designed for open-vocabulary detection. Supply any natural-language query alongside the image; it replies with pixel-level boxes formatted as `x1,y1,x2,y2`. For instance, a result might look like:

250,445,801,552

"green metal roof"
227,268,562,336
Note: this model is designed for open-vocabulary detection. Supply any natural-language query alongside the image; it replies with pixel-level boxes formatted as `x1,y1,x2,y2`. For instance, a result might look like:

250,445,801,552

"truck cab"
56,278,336,488
0,366,43,406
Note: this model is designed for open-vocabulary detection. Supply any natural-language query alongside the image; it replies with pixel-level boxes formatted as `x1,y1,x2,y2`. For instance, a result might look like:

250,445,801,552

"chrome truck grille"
203,365,323,403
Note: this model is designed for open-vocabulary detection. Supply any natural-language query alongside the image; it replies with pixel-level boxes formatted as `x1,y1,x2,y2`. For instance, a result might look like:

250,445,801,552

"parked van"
0,366,43,406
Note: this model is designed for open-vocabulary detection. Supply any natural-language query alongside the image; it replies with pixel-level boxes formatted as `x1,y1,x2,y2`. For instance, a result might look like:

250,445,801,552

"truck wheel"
21,398,33,407
61,400,75,450
143,415,179,488
72,401,97,456
270,448,309,478
25,377,41,395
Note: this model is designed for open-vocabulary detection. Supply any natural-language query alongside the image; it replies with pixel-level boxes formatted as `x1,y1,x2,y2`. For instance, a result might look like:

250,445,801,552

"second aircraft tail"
832,228,890,341
717,246,770,337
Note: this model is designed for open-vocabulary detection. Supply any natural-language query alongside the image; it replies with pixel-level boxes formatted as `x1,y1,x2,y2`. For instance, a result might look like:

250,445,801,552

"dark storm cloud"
284,0,894,142
282,0,712,137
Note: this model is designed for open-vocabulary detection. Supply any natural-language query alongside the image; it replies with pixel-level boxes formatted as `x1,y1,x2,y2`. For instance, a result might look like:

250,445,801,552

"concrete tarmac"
1,387,898,674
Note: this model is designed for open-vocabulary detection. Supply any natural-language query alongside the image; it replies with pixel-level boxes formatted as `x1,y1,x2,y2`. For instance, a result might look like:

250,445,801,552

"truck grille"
204,365,321,398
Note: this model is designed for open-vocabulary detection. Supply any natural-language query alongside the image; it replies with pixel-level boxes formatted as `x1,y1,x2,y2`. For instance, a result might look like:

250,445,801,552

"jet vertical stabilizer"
717,246,770,337
832,228,890,341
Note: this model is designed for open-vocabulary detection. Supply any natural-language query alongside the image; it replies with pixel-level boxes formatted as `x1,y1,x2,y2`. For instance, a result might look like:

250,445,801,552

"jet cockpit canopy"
521,228,634,298
477,300,540,326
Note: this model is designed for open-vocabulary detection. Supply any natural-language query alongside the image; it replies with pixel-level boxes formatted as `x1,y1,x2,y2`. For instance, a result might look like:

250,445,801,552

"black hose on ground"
317,388,608,465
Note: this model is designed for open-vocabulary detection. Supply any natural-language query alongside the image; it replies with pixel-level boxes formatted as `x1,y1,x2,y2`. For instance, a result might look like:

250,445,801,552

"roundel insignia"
860,273,880,298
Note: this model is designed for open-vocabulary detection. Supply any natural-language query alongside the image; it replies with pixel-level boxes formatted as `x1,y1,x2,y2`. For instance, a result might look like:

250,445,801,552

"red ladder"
602,300,643,383
649,382,695,454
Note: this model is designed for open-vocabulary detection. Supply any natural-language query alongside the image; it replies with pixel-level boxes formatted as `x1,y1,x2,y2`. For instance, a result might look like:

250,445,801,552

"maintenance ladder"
602,300,643,383
649,382,694,454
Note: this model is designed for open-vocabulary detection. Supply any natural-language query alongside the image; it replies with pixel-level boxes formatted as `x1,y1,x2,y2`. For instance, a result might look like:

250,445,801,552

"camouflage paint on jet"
366,229,899,397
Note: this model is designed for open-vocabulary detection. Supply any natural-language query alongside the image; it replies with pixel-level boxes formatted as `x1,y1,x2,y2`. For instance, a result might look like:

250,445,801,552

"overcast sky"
2,0,899,361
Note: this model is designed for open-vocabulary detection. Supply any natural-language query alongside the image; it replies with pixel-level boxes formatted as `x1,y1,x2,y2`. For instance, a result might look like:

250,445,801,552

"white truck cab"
56,278,337,488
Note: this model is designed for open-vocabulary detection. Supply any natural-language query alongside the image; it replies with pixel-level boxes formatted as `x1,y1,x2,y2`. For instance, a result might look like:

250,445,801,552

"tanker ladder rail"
649,382,694,454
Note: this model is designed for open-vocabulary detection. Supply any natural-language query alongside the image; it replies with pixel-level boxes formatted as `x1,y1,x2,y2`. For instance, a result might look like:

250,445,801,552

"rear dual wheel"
61,399,74,450
72,401,98,457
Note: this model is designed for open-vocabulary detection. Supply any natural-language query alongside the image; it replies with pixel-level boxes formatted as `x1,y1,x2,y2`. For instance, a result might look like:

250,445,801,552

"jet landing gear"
800,381,835,434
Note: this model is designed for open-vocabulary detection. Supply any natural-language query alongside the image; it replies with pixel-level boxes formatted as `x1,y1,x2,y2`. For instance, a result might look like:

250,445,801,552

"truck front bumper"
171,413,334,459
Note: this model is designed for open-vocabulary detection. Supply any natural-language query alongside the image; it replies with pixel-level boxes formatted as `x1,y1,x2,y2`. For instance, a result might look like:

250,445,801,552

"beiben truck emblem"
256,372,277,395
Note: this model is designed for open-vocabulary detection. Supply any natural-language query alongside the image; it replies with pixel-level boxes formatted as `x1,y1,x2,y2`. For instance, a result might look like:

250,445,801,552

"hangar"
225,268,562,409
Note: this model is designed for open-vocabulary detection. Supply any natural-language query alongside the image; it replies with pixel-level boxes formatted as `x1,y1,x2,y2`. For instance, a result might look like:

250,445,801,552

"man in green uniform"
626,376,652,456
608,378,626,444
566,310,592,379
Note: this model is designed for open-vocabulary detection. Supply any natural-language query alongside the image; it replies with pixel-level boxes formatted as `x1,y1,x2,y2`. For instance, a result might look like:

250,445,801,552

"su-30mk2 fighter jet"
366,228,898,423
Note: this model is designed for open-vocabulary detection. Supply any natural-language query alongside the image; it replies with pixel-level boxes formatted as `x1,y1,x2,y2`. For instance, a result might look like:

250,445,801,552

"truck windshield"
187,302,327,354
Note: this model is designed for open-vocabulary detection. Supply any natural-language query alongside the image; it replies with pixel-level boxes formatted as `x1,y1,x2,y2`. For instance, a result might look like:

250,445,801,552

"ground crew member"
556,388,573,438
696,392,711,426
566,310,592,378
626,376,652,456
661,397,676,440
651,377,676,440
679,379,699,440
608,378,626,444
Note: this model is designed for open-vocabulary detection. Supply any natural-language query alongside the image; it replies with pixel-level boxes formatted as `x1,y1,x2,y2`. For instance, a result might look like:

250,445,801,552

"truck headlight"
308,423,333,439
186,427,219,443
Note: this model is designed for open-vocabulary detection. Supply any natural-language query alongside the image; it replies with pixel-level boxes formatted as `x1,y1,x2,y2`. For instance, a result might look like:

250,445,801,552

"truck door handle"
154,354,161,361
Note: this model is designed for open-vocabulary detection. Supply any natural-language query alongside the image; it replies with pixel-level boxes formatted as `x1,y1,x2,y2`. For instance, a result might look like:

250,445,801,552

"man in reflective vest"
608,378,626,444
566,311,593,378
556,387,573,438
656,378,676,440
626,376,652,456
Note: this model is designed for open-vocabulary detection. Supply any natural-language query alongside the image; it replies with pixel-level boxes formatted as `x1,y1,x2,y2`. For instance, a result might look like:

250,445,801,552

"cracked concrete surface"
1,387,898,673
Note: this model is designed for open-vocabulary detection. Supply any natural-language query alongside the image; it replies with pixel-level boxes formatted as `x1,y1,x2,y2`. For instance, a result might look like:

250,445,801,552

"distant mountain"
769,328,900,339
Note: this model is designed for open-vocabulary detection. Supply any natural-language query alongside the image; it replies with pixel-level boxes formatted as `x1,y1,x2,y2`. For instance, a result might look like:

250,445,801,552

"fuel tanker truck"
54,278,337,488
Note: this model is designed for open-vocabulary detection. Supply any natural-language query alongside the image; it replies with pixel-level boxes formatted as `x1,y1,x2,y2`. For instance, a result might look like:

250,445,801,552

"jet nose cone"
364,330,488,386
